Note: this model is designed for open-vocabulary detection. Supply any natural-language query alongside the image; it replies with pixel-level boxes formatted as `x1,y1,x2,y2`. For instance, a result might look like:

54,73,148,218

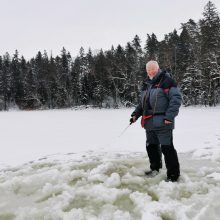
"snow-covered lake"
0,107,220,220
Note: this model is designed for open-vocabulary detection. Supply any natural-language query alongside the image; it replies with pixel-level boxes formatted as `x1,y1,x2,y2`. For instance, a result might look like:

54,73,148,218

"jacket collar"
144,70,166,85
151,70,163,83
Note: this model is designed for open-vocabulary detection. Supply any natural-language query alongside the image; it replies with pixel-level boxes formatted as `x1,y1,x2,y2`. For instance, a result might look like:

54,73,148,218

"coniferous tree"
200,1,220,106
47,55,58,108
60,47,72,106
166,29,180,78
124,42,138,104
181,19,200,59
145,33,159,61
23,63,39,109
177,28,191,78
2,53,13,109
0,56,6,110
35,51,51,107
85,48,96,104
19,56,28,108
78,47,90,105
158,36,170,71
71,56,81,106
94,49,109,107
179,19,202,105
11,50,22,106
132,35,145,82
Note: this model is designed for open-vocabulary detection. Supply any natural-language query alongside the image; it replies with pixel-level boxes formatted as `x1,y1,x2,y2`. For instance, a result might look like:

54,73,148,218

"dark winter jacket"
131,70,182,130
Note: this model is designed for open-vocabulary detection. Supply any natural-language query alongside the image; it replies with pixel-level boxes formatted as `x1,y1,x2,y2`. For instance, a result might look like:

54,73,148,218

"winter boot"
145,170,159,177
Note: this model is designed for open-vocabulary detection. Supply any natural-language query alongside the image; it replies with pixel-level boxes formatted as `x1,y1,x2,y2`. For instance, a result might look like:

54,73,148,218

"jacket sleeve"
131,90,144,119
164,87,182,122
131,102,143,119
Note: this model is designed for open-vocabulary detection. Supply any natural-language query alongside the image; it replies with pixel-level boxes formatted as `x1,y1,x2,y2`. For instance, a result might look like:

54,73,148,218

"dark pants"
146,130,180,178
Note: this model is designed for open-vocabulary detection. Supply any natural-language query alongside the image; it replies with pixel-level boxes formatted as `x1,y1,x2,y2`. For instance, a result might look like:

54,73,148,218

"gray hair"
146,60,159,69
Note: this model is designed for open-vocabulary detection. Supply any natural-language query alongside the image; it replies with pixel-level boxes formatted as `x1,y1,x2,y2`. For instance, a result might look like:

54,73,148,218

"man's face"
146,64,159,79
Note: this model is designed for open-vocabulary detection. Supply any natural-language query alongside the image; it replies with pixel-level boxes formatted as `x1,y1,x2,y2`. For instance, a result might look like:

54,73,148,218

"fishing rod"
118,121,132,138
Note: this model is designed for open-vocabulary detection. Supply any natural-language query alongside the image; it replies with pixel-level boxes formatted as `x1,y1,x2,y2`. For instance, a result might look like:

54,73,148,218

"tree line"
0,1,220,110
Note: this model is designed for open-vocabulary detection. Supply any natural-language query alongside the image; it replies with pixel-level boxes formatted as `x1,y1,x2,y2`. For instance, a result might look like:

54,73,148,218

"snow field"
0,107,220,219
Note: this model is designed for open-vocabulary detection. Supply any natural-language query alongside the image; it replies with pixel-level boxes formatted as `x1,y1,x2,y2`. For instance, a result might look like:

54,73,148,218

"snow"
0,106,220,219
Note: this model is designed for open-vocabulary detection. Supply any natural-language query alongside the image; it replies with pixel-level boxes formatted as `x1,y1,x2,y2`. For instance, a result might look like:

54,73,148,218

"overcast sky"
0,0,220,59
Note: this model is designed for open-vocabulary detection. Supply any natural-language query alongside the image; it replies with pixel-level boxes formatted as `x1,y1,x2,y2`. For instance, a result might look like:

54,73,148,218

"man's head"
146,61,160,79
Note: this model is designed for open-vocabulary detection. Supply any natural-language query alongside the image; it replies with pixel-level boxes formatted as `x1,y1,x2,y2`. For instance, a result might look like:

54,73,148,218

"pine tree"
78,47,90,105
144,33,159,61
11,50,22,106
2,53,13,109
60,47,72,106
47,55,58,108
54,55,68,108
132,35,143,57
181,19,200,57
181,67,203,106
199,1,220,106
166,29,180,78
85,48,96,104
200,1,220,54
71,57,81,106
175,27,192,83
33,51,45,107
105,46,119,106
158,36,170,71
124,42,139,105
132,35,145,82
80,74,89,105
93,49,109,107
0,56,6,110
19,56,28,109
23,63,39,109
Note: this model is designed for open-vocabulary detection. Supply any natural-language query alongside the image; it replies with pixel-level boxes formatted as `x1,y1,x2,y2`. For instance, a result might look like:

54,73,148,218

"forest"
0,1,219,110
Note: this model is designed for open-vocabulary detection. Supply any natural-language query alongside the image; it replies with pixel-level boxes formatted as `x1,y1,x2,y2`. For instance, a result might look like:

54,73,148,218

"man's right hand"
130,116,137,124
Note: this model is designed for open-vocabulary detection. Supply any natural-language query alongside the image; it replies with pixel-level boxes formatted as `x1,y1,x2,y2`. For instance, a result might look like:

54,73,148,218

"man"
130,60,181,182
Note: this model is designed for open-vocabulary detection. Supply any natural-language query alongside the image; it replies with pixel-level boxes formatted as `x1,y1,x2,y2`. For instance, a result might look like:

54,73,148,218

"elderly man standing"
130,60,181,182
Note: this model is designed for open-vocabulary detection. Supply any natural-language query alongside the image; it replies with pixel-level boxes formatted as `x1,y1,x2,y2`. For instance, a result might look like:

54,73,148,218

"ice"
104,173,121,188
207,172,220,181
0,151,219,219
0,106,220,219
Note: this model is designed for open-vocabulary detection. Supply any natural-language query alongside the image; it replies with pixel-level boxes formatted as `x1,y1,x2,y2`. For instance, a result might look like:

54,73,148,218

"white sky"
0,0,220,59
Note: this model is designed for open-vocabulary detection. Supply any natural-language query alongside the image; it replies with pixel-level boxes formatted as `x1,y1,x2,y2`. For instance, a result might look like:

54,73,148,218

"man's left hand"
164,120,172,124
